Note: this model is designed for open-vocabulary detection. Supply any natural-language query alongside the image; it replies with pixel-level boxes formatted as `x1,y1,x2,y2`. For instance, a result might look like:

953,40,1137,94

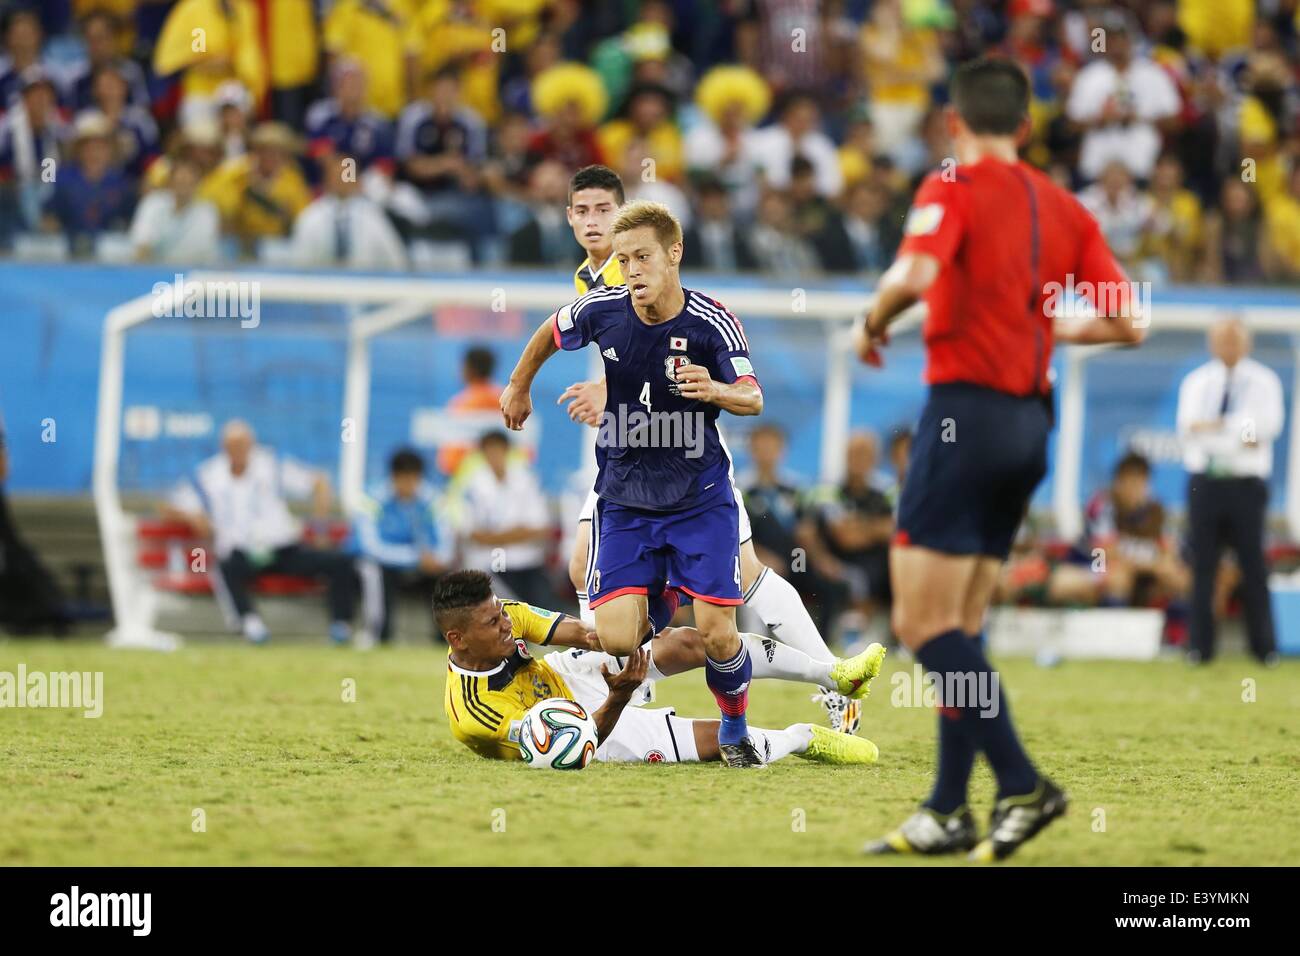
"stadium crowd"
0,0,1297,281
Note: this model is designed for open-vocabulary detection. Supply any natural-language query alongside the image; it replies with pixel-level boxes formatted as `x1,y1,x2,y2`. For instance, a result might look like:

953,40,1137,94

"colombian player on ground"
438,570,882,765
556,165,872,736
855,58,1144,859
503,201,800,767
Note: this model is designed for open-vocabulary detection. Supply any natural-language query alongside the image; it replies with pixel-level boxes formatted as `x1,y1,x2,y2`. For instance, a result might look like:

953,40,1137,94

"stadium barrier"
1,263,1298,647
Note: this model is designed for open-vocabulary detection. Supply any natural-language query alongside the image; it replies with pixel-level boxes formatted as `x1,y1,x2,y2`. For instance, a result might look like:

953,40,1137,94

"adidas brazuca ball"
518,697,598,769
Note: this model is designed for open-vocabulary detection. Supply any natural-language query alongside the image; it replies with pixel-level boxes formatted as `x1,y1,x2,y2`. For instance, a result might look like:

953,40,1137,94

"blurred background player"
163,419,356,645
435,569,882,766
349,447,449,648
558,166,862,734
856,58,1144,860
455,429,555,609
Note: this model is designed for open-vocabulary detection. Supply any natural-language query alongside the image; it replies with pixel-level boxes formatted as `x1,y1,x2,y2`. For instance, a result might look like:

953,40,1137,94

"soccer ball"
518,697,598,770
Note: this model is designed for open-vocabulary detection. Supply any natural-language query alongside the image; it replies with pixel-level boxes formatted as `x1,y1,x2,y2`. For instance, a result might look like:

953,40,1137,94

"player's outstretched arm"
593,647,650,743
1053,306,1147,347
675,364,763,416
545,616,602,651
500,315,561,430
856,253,941,365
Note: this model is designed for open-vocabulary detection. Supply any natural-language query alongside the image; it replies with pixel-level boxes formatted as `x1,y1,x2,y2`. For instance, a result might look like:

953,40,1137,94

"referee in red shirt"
856,58,1145,861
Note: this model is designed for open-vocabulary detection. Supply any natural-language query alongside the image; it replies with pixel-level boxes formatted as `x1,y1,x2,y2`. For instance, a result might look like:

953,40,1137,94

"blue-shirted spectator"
0,9,66,110
0,67,68,237
42,111,134,254
350,448,450,647
304,58,395,183
394,67,495,260
65,11,150,112
81,62,159,178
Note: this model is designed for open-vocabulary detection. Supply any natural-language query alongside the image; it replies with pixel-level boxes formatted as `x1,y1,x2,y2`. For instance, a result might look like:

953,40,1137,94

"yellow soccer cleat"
796,724,879,766
829,642,887,700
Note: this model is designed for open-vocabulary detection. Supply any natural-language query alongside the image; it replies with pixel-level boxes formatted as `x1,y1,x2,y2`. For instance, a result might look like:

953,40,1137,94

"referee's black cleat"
864,806,977,855
969,776,1069,862
719,738,766,768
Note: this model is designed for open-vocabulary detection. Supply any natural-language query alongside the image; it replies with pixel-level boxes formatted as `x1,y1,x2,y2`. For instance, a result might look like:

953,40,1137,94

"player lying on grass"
437,570,885,766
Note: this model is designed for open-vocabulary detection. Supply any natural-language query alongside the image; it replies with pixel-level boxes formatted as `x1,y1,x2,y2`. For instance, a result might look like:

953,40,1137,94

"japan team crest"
664,354,691,380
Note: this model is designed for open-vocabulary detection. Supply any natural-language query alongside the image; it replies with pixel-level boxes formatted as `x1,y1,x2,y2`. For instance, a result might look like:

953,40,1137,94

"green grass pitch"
1,639,1296,866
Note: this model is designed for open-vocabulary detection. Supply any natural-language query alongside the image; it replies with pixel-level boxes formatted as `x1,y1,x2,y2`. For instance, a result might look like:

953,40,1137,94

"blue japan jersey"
553,285,760,512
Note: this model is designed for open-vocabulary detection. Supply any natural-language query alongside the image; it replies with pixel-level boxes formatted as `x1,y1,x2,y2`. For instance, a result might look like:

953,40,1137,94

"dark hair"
389,447,425,476
568,164,625,206
889,426,913,451
750,422,786,443
1114,451,1151,478
80,9,121,32
950,57,1030,135
479,429,510,451
432,570,494,629
790,154,816,179
463,346,495,381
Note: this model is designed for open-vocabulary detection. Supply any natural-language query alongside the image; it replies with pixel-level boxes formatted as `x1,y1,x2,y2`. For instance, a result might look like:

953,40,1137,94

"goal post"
92,270,1300,648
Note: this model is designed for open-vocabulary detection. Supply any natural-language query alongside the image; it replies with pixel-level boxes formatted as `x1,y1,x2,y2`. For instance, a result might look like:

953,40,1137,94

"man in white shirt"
456,430,555,609
292,151,408,271
1065,12,1181,182
748,93,843,198
164,420,357,644
1176,318,1283,665
129,156,221,264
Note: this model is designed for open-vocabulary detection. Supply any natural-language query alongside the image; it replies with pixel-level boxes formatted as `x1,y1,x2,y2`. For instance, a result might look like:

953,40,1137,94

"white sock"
745,567,835,663
748,724,814,764
741,632,833,686
242,613,267,641
576,591,596,628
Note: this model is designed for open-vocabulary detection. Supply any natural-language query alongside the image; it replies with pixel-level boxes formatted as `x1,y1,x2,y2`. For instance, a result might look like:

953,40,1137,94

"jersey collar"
447,656,507,678
580,250,617,285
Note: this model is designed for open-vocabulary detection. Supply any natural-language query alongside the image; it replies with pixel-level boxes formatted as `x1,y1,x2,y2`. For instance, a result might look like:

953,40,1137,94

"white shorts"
546,647,694,764
576,481,752,544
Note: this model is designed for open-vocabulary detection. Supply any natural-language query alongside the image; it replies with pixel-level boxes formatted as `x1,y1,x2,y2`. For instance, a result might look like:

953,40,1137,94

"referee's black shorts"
896,382,1050,560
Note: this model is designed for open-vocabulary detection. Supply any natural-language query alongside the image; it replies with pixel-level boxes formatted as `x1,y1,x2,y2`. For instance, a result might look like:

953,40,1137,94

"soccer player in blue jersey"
502,201,781,767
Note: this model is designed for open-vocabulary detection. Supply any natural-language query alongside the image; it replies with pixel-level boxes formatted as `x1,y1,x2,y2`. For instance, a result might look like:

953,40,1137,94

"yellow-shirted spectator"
74,0,136,54
1177,0,1253,60
201,122,311,255
144,118,225,194
265,0,319,94
416,0,503,125
153,0,267,115
1141,154,1204,282
323,0,422,119
597,83,683,183
837,108,876,189
861,0,944,162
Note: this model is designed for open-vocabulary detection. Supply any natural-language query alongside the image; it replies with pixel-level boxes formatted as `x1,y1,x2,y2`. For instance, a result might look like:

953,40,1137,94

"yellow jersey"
444,601,575,760
574,252,624,294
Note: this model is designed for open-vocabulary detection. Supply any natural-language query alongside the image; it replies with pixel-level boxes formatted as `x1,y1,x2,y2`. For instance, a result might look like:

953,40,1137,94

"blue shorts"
896,383,1050,560
587,490,742,609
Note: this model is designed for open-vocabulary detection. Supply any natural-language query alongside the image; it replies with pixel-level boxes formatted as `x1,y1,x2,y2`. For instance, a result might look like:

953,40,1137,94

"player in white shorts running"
556,164,862,734
437,570,885,765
